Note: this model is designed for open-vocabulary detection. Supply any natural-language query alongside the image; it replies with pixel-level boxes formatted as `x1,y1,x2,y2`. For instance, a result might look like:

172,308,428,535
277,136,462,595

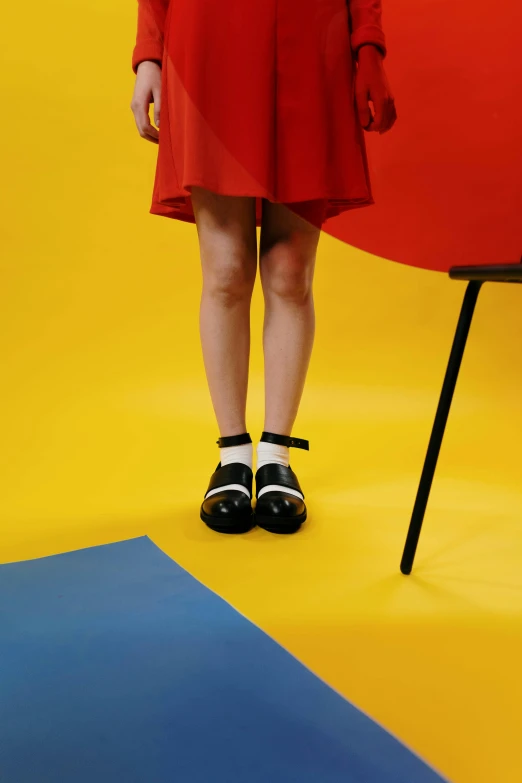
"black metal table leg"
400,280,483,574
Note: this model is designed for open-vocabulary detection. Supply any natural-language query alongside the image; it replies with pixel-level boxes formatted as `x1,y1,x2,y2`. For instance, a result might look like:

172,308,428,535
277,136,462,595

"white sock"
256,441,304,500
204,441,253,500
220,442,253,470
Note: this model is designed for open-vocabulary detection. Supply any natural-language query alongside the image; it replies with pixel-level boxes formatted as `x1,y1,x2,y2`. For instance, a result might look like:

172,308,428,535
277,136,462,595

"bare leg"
191,186,257,436
259,201,323,435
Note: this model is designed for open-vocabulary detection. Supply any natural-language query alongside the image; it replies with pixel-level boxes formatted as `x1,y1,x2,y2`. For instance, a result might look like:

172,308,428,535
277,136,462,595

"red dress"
132,0,387,226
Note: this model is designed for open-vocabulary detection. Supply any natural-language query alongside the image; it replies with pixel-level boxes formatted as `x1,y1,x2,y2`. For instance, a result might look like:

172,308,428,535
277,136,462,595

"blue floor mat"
0,536,447,782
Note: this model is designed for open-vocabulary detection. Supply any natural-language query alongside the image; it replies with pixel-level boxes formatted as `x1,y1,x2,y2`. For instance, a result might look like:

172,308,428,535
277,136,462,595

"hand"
130,60,162,144
355,45,397,134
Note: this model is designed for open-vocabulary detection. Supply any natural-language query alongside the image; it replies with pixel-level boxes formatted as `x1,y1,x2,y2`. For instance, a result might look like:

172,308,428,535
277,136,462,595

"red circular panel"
325,0,522,271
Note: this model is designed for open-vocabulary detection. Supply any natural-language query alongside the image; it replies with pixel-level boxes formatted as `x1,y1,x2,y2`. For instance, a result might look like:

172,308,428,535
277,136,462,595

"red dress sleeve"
348,0,387,58
132,0,170,74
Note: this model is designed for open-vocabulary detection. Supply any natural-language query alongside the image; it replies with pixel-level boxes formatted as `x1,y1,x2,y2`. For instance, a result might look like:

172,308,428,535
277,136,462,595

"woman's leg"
259,200,323,436
253,200,324,532
191,186,258,437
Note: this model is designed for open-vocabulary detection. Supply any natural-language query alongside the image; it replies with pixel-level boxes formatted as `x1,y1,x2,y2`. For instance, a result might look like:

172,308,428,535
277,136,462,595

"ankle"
217,431,253,469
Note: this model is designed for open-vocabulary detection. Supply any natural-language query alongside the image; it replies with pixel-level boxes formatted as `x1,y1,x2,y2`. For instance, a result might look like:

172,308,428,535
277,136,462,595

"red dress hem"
148,190,375,227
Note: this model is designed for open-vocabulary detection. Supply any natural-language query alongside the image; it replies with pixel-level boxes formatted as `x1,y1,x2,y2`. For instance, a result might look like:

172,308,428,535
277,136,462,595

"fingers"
367,92,397,134
130,97,159,143
152,85,161,128
143,130,159,144
356,80,397,133
138,113,159,143
387,97,398,131
356,87,372,130
370,93,386,132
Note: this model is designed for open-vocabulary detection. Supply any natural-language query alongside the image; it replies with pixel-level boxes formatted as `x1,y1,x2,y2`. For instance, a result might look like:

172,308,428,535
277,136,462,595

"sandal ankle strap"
216,431,252,448
260,431,309,450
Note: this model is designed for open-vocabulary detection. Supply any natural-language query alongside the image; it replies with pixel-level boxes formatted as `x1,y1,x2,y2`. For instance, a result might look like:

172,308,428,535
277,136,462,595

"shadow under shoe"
254,462,307,534
200,461,255,534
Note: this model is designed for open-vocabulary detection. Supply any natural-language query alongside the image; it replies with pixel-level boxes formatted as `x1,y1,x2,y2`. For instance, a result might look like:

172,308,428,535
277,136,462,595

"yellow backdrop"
2,3,522,781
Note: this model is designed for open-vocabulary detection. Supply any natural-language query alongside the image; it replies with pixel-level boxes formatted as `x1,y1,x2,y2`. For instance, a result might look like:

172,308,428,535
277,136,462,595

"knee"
261,240,314,303
203,251,257,306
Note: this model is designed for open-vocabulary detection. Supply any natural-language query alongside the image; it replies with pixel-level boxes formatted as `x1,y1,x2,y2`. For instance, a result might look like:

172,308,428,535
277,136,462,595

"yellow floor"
2,4,522,781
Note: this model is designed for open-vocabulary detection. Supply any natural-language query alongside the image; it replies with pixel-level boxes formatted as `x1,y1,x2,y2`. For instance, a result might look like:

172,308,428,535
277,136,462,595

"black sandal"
254,431,309,534
200,432,255,534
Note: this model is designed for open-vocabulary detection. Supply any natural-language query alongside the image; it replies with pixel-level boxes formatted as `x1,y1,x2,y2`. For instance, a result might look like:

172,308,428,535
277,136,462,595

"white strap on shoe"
257,484,303,499
205,483,251,499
